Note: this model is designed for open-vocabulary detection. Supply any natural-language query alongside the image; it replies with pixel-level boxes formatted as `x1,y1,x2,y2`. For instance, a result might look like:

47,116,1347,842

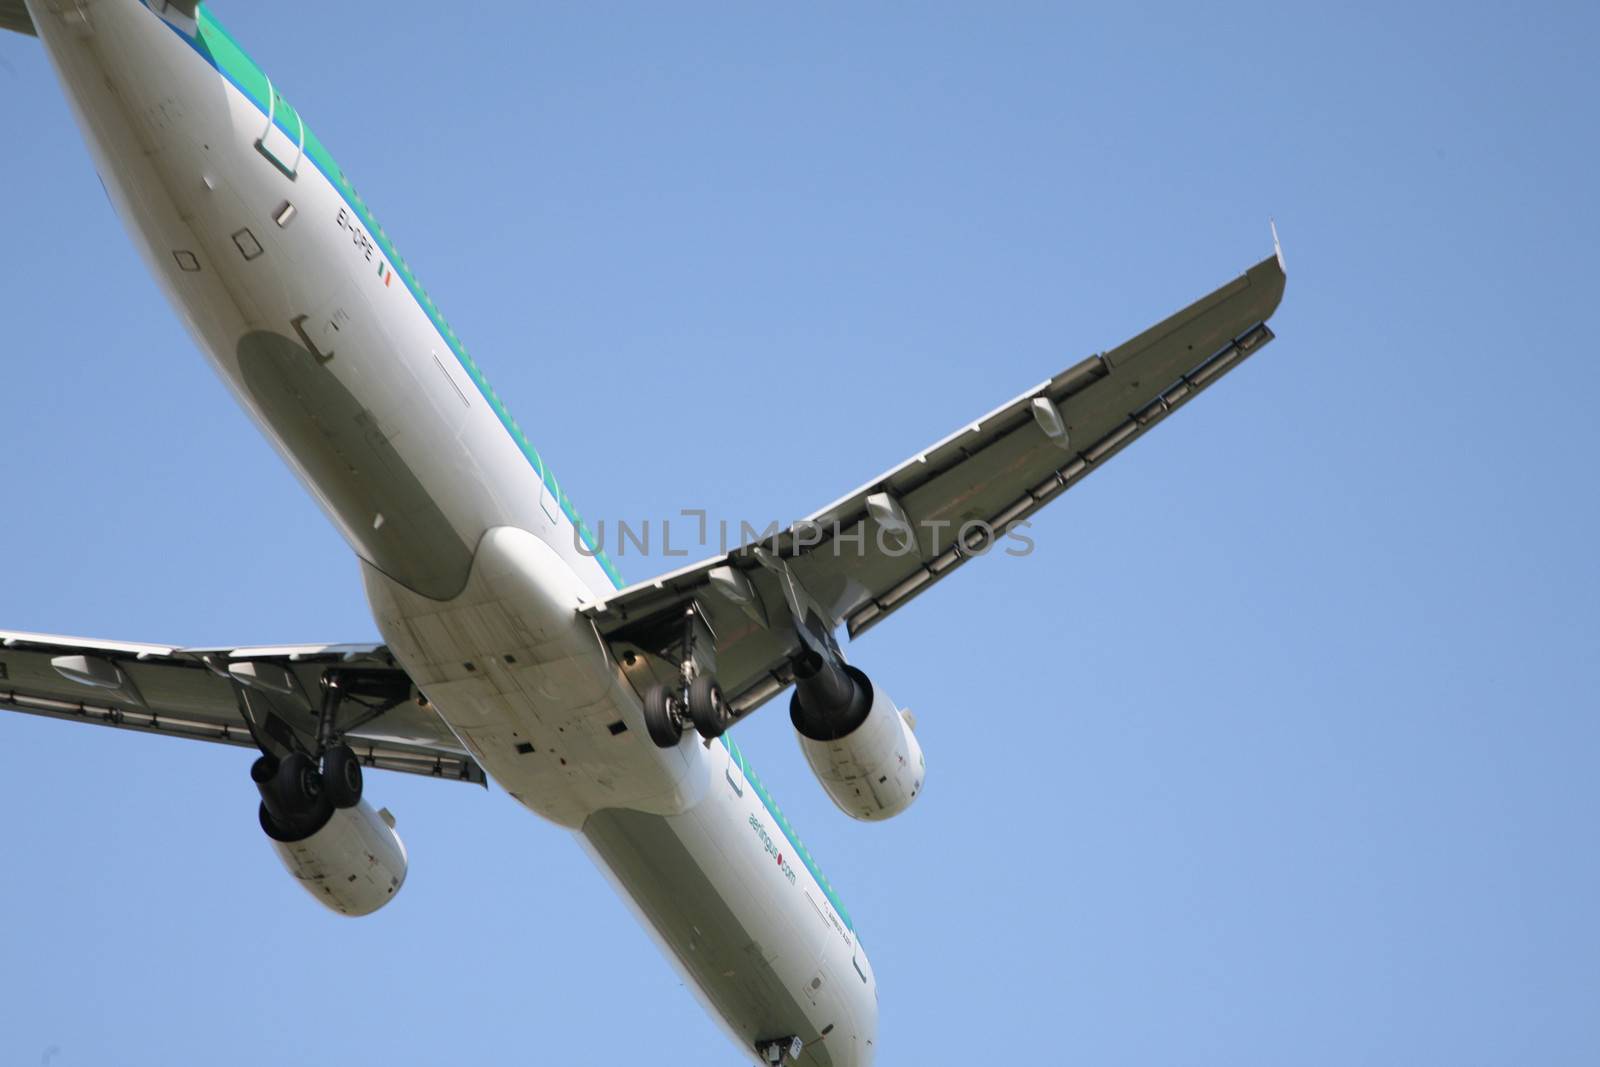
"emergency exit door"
255,77,304,179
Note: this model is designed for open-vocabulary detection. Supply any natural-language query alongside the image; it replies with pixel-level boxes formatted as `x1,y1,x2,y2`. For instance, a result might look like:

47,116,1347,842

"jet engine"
789,654,925,821
252,752,408,916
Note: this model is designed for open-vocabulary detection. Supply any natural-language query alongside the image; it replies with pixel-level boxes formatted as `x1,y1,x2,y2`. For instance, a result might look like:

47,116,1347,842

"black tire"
258,751,332,839
274,751,323,809
642,683,682,749
688,674,727,740
322,744,363,809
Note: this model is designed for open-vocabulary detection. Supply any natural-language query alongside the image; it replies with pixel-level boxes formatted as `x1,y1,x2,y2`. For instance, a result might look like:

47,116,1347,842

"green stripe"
189,5,624,589
723,734,854,934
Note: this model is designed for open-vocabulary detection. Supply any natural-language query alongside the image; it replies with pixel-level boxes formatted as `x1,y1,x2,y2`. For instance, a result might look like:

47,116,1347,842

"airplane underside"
3,3,1283,1064
16,1,876,1061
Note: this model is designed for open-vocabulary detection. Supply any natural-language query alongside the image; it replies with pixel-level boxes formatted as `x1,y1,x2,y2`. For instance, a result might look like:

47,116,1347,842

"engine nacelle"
790,659,925,821
259,799,409,917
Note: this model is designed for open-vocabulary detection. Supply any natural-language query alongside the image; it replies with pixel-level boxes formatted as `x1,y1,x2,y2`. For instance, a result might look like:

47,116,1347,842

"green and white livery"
0,3,1285,1064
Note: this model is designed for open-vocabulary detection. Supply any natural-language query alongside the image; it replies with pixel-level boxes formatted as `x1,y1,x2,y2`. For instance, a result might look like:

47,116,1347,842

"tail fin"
1,0,35,37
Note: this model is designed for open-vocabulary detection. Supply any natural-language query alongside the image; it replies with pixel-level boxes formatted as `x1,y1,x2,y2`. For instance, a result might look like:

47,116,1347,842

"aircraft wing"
584,252,1287,718
0,630,486,785
0,0,34,36
2,0,195,36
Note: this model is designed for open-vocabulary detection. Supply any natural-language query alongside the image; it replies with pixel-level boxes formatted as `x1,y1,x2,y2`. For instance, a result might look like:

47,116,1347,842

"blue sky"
1,2,1595,1063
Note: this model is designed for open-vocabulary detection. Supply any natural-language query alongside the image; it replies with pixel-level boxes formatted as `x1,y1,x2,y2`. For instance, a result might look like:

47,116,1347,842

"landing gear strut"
641,605,731,749
315,672,363,809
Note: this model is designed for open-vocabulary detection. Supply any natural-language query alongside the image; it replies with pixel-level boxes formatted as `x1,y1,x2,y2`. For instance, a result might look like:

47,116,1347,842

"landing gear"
321,743,363,809
310,671,365,808
640,677,728,749
254,751,332,840
640,605,734,749
253,746,363,841
756,1036,805,1064
279,751,323,804
688,673,728,740
245,667,385,839
642,683,682,748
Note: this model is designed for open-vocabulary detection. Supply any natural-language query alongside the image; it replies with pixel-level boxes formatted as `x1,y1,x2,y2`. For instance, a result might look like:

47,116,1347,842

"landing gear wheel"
688,674,728,740
256,751,333,839
642,683,683,748
321,744,363,809
275,751,324,808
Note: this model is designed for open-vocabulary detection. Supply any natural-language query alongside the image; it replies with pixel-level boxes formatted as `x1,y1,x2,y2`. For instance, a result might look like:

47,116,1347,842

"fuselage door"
724,738,747,798
255,76,304,179
539,461,561,525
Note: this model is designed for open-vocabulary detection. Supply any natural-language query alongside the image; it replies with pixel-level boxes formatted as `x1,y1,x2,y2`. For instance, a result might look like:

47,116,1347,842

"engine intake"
791,660,925,821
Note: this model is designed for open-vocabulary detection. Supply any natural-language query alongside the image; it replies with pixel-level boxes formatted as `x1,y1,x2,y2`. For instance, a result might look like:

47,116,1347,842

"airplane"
0,2,1286,1064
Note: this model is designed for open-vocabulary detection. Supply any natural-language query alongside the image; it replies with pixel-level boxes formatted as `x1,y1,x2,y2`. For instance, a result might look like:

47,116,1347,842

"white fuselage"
24,2,876,1063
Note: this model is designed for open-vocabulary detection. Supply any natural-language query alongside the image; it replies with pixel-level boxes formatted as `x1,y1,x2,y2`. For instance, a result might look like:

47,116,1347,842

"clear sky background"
1,2,1596,1064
